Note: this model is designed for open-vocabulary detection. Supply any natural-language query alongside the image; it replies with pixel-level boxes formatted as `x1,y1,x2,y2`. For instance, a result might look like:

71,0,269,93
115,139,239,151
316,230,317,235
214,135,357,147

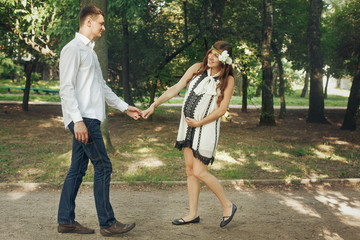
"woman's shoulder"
227,74,235,82
188,62,203,73
225,74,235,89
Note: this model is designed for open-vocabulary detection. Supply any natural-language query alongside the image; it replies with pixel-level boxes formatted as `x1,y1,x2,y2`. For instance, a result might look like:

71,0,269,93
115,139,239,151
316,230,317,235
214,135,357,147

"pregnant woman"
142,41,237,228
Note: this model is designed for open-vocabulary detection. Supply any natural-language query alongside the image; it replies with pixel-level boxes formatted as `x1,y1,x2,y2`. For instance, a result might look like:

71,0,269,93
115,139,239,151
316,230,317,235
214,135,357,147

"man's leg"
57,121,95,234
84,118,135,235
82,118,116,227
58,127,89,225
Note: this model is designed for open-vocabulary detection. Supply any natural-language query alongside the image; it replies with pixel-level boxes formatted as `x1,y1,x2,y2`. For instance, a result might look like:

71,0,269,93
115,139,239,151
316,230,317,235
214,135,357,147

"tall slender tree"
80,0,114,151
341,55,360,131
272,41,286,119
260,0,275,126
307,0,328,123
121,15,134,106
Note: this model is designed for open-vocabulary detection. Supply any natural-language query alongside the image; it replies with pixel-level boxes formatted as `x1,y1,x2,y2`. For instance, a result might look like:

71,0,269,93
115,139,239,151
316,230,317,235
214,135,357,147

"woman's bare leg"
192,157,233,218
181,147,200,221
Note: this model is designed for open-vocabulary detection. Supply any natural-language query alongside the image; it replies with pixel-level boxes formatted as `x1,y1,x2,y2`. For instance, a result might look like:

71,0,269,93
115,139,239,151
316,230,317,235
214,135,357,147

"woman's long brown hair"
189,41,234,106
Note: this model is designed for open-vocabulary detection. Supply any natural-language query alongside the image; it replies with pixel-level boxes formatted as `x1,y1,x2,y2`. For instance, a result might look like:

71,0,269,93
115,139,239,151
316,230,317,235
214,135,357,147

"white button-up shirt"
59,33,128,129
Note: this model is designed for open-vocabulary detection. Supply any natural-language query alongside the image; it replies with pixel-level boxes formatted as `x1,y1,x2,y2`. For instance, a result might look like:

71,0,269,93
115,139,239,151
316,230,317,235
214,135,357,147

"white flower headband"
211,46,233,65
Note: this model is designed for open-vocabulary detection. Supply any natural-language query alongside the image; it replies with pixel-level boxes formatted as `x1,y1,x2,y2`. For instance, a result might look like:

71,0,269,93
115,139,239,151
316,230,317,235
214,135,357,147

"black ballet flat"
172,216,200,225
220,204,237,228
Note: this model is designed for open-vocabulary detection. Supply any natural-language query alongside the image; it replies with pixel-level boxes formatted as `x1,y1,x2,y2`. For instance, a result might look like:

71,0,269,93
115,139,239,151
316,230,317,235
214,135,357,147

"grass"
0,103,359,183
0,79,61,102
1,79,350,106
169,89,350,107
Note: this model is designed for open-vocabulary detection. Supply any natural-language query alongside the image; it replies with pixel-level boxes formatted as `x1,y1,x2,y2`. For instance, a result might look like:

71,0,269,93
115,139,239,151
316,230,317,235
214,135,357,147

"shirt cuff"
123,104,129,113
72,113,83,123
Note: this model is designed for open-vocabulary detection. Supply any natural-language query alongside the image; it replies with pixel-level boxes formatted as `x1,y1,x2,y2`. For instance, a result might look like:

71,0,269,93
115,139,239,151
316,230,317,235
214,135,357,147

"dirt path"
1,183,359,240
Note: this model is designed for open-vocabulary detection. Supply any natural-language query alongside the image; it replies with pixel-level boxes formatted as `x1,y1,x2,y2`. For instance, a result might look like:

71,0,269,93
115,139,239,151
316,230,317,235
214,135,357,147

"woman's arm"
185,75,235,127
142,63,202,119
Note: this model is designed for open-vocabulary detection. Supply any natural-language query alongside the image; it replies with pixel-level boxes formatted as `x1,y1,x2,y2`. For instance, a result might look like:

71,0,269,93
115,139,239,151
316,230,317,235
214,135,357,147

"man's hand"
74,121,88,143
185,117,201,128
142,104,155,119
126,106,142,120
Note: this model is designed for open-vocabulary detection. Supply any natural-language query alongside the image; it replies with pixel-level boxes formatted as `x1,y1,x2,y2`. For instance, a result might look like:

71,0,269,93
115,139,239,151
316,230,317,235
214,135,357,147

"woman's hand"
142,104,155,119
185,117,201,128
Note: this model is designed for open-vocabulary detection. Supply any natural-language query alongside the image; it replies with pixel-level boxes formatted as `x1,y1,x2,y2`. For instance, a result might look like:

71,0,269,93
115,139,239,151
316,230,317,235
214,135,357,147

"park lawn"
0,104,359,184
0,79,351,106
0,89,350,107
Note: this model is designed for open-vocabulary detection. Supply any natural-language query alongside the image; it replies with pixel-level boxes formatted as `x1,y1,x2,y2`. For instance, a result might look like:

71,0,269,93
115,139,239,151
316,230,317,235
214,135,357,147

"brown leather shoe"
100,220,136,236
58,221,95,234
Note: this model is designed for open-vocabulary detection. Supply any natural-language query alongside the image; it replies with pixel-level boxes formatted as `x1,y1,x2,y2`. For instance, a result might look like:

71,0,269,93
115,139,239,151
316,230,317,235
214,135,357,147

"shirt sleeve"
103,81,129,112
59,45,83,123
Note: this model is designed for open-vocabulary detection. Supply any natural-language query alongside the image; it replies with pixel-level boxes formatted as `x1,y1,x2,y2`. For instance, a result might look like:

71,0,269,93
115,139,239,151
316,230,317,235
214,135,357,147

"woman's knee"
185,166,194,177
192,167,207,180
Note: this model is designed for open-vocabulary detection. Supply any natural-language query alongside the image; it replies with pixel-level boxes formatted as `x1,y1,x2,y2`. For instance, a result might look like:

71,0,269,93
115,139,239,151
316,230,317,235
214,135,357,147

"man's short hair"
79,5,104,26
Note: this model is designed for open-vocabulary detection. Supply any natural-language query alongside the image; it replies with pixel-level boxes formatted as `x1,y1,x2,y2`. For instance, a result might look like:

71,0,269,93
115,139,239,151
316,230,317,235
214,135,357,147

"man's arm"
60,45,88,143
59,45,82,123
103,83,142,120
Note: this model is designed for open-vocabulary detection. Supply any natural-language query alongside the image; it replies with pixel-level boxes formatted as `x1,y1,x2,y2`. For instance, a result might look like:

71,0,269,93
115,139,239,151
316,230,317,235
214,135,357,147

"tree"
306,0,328,123
0,0,78,110
300,70,310,97
342,56,360,131
272,41,286,118
0,0,58,111
333,0,360,131
79,0,114,151
260,0,275,126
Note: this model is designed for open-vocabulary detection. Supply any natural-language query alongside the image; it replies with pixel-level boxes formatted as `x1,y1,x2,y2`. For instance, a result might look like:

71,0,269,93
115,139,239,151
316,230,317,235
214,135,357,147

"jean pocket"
85,139,103,161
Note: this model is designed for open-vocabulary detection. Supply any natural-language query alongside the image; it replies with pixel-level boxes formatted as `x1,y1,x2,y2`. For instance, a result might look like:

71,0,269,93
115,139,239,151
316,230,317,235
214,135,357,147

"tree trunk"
260,0,275,126
149,80,157,105
80,0,114,152
307,0,328,123
272,42,286,119
341,54,360,131
22,61,34,111
242,65,248,113
301,70,310,97
183,0,188,44
272,62,279,97
203,0,210,50
324,71,330,99
210,0,225,39
122,16,134,106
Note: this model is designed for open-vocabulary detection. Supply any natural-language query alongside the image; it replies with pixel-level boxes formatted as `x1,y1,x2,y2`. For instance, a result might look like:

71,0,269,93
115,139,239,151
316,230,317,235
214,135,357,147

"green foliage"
0,0,357,107
273,0,310,71
0,53,23,79
323,0,360,77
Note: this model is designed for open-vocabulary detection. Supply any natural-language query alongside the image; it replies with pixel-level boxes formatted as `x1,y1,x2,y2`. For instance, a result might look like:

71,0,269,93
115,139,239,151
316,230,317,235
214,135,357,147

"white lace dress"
175,68,221,165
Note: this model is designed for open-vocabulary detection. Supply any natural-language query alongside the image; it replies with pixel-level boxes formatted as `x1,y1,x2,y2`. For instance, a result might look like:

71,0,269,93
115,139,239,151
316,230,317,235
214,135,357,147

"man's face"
90,14,105,38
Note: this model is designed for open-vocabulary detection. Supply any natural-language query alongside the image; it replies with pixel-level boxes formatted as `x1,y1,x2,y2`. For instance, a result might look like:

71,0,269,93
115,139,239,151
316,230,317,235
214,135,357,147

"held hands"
126,106,142,120
141,104,155,119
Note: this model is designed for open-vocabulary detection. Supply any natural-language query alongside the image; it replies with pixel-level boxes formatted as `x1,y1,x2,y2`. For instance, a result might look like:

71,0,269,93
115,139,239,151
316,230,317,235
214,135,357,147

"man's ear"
86,17,92,28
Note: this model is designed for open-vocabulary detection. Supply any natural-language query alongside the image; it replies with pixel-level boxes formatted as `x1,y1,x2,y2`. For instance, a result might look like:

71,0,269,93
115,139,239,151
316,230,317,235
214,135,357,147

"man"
57,5,140,236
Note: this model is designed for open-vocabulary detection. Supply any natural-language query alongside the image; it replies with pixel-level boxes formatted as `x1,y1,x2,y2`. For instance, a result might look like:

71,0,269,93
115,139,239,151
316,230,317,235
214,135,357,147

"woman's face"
207,49,221,69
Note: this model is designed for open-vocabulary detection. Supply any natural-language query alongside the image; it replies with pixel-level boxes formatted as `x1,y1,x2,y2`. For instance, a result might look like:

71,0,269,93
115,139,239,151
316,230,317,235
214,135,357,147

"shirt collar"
75,32,95,49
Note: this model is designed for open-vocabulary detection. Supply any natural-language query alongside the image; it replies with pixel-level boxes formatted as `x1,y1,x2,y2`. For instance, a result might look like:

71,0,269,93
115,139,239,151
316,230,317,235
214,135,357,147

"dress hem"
175,140,214,165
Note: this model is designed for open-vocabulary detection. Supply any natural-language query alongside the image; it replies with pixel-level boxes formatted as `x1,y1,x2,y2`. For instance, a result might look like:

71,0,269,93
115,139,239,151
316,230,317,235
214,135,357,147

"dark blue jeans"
57,118,116,228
